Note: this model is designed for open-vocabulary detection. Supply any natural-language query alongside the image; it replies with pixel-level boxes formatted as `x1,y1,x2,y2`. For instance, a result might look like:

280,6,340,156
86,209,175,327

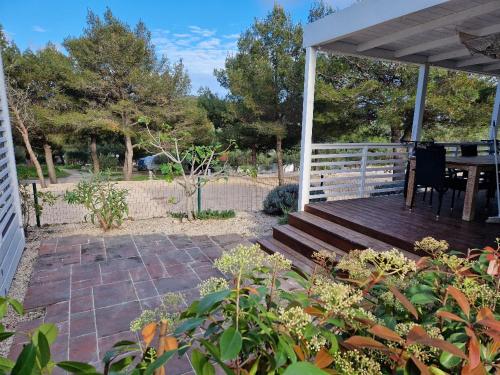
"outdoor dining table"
405,155,497,221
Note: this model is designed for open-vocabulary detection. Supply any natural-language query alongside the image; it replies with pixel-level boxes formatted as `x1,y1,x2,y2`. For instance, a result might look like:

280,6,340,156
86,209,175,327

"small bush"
64,173,129,231
170,209,236,220
16,165,70,180
263,184,298,215
98,153,120,170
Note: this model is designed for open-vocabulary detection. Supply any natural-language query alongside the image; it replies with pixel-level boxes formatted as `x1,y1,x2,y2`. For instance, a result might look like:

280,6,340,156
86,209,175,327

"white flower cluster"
414,237,449,255
332,350,381,375
266,252,293,273
198,277,230,297
311,275,363,314
279,306,312,339
214,244,266,276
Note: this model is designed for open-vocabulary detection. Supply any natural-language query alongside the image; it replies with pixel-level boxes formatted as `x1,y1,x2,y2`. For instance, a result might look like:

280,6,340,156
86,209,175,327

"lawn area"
16,164,70,180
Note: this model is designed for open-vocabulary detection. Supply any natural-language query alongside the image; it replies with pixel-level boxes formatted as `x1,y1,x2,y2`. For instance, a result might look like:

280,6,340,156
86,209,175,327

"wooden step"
257,236,314,275
288,211,419,260
273,224,347,262
305,202,413,252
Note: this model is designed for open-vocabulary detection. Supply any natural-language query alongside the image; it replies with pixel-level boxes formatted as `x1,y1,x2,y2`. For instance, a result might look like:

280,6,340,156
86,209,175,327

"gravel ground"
0,211,278,357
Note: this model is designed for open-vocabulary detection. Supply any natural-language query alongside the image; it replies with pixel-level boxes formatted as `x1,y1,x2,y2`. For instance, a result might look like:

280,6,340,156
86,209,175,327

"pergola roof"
303,0,500,76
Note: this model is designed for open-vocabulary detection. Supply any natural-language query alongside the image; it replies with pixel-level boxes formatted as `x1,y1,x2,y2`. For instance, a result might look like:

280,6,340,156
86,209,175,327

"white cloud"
152,26,237,94
32,25,46,33
223,33,240,39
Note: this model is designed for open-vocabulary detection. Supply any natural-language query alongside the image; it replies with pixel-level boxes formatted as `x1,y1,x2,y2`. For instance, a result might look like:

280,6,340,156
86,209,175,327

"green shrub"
263,184,298,215
98,153,120,170
64,173,129,231
16,165,70,180
170,209,236,220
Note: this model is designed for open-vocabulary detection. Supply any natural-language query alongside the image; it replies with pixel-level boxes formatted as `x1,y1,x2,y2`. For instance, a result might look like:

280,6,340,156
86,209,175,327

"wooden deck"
258,193,500,268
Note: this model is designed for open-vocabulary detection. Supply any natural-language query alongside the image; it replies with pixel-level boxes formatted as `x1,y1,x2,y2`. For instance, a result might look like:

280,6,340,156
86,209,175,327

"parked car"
137,154,169,172
137,156,154,171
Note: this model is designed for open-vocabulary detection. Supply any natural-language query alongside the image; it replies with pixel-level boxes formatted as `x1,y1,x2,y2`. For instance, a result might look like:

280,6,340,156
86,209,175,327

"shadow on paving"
13,232,252,374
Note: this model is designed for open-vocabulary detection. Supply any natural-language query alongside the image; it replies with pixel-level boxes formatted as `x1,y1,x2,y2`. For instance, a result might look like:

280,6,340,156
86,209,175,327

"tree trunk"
90,135,100,174
251,145,257,167
276,136,284,186
20,131,47,188
123,135,133,181
43,143,57,184
185,193,194,221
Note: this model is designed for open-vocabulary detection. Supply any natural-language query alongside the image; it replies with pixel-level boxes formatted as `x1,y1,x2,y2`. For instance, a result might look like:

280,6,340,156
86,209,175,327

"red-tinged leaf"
461,362,487,375
483,329,500,343
407,326,467,359
244,286,259,295
315,348,334,369
163,336,178,351
487,259,499,276
476,307,494,322
304,306,324,317
465,327,481,370
436,310,467,324
407,325,430,345
447,286,471,319
483,246,495,253
411,355,430,375
368,324,403,343
476,318,500,332
343,336,388,351
416,257,430,269
141,322,157,347
388,285,418,319
293,345,305,361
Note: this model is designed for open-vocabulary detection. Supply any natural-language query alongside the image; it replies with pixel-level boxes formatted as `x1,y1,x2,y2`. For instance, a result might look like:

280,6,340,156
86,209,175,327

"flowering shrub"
166,238,499,374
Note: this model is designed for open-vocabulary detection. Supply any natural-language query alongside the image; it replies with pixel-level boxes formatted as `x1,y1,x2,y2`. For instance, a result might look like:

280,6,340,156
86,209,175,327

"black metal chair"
460,144,478,157
410,145,448,219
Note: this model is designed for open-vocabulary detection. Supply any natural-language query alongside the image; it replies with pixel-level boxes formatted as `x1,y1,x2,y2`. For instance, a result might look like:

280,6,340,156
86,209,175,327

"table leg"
462,166,479,221
405,159,416,208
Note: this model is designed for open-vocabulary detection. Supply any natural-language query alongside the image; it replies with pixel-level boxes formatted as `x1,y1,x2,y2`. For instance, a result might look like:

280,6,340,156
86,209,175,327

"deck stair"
257,201,419,270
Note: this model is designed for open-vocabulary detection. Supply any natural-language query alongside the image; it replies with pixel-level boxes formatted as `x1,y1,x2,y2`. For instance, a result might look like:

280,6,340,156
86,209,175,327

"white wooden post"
298,47,317,211
359,146,368,198
489,83,500,140
411,64,429,142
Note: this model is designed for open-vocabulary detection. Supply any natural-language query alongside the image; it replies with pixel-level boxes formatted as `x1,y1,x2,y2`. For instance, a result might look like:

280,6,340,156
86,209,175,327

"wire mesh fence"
25,173,299,226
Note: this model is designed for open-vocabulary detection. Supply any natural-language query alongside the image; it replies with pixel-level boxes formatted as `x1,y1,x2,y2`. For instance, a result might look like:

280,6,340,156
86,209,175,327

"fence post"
197,177,201,214
359,146,368,198
32,182,41,228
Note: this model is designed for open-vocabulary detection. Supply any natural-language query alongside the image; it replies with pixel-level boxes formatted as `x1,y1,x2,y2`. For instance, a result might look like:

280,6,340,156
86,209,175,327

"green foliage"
263,184,299,215
64,172,129,231
98,153,120,170
18,183,57,229
16,164,69,180
170,209,236,221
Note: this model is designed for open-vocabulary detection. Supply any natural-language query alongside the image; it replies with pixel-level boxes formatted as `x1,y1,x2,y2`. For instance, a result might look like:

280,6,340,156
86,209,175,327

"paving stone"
181,288,201,305
57,235,90,246
167,353,194,375
56,320,69,335
71,295,93,314
101,270,130,284
154,274,200,294
71,278,101,291
81,244,107,264
185,247,211,263
93,281,137,309
140,296,162,310
106,245,140,260
72,263,100,282
45,301,69,323
72,287,92,298
129,266,150,282
69,333,98,362
157,250,193,267
95,301,141,338
99,257,143,274
163,263,194,277
192,264,224,280
70,311,95,338
134,280,158,299
24,280,70,309
168,234,194,249
51,333,69,362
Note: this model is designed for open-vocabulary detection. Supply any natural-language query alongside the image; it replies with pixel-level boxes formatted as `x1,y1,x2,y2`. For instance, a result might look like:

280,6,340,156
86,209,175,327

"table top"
446,155,497,167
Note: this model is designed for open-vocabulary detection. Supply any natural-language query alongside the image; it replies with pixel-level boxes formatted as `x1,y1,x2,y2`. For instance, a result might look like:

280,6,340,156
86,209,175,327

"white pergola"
298,0,500,210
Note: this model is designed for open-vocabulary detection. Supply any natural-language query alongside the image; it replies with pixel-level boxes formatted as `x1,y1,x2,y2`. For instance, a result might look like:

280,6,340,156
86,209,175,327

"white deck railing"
305,141,491,202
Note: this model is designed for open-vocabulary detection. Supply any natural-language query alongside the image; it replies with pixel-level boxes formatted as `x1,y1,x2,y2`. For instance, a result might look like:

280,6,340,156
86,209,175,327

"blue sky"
1,0,355,94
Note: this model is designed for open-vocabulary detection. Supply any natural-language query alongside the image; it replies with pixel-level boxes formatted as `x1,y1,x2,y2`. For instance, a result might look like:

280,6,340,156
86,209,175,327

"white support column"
411,64,429,142
489,83,500,140
298,46,317,211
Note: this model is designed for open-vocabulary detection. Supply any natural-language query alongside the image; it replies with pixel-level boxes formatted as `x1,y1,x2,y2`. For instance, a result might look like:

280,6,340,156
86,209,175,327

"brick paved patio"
10,233,251,374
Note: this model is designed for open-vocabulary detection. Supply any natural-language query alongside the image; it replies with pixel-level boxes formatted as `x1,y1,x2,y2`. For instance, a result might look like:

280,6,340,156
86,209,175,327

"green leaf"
0,332,14,341
174,318,204,335
439,342,465,369
283,362,328,375
12,344,37,375
0,302,7,319
37,332,51,368
196,290,231,314
410,293,437,305
191,349,209,375
33,323,58,345
284,271,309,288
219,327,242,361
0,357,15,372
202,361,216,375
7,299,24,315
56,361,98,374
144,349,177,375
110,355,135,371
278,336,296,363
